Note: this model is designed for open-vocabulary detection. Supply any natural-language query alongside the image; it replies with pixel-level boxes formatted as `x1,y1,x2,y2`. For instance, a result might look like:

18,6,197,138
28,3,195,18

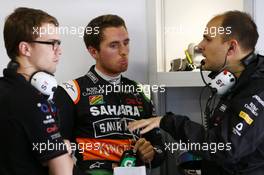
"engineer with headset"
129,10,264,175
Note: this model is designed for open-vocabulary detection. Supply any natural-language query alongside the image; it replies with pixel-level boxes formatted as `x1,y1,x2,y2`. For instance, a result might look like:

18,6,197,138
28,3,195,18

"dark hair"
4,7,58,60
83,14,127,51
216,10,258,51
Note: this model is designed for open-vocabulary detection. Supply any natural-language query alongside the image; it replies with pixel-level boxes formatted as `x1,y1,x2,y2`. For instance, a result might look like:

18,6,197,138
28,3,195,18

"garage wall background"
0,0,149,84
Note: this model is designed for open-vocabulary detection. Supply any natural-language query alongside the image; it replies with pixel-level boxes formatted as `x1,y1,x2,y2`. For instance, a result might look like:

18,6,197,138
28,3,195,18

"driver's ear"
87,46,99,60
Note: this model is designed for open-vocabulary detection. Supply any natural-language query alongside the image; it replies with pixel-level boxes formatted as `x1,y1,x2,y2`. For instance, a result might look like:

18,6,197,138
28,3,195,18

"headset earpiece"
30,71,58,101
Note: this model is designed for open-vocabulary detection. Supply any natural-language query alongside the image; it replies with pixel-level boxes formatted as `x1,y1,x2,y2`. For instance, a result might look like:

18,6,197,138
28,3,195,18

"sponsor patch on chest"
90,105,140,117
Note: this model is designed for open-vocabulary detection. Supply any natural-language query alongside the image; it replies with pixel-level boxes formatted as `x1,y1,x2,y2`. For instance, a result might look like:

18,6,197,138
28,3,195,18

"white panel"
163,0,244,71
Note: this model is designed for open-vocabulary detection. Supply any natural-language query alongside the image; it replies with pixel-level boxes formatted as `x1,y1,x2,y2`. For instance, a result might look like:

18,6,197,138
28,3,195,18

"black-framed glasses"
30,40,61,51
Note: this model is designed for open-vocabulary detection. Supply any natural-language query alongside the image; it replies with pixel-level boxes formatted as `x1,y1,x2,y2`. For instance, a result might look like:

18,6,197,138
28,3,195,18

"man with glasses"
0,7,76,175
30,40,61,51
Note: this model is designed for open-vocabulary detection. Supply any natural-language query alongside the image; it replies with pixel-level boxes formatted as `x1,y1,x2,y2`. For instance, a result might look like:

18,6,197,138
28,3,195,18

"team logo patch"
239,111,253,125
89,95,104,105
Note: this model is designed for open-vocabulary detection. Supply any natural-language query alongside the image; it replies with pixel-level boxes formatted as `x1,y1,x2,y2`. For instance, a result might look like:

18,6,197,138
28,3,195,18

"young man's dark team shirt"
0,68,67,175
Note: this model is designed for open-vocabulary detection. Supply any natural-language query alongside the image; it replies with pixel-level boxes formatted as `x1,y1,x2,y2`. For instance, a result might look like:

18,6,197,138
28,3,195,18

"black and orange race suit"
55,65,164,171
